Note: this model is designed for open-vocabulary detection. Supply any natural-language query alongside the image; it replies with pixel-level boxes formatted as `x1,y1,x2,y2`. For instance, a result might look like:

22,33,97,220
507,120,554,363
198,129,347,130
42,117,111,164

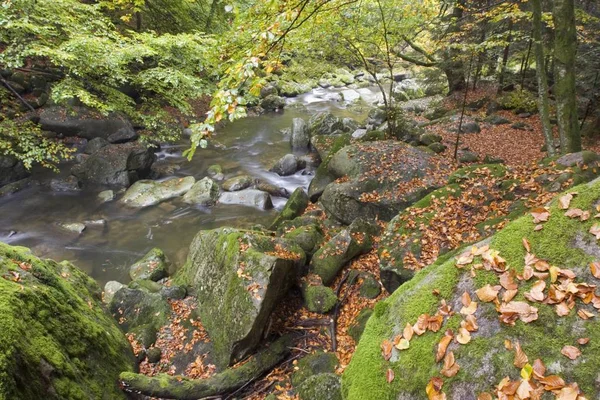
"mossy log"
119,335,292,399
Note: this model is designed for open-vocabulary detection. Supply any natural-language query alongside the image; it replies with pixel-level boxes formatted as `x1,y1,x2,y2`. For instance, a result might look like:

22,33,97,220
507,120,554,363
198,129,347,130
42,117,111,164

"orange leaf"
513,342,528,368
560,345,581,360
531,207,549,224
577,337,590,345
456,327,471,344
590,262,600,279
436,333,453,362
476,284,500,302
386,368,395,383
381,339,393,361
522,238,531,253
558,193,573,209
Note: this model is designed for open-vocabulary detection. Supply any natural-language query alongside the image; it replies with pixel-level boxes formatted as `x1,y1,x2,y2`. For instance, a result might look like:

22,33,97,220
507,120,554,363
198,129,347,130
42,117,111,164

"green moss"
292,351,339,387
270,188,309,230
343,178,600,399
410,184,461,209
303,285,338,314
348,308,373,342
448,164,508,184
0,243,134,400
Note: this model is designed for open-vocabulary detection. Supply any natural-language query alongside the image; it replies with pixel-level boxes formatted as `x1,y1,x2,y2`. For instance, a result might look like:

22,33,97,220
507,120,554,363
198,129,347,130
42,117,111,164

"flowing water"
0,87,379,285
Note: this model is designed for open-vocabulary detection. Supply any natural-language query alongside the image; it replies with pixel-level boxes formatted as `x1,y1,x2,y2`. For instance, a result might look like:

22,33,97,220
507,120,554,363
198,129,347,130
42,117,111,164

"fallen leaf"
516,378,533,399
456,327,471,344
534,224,543,231
426,377,444,400
556,302,571,316
502,289,518,303
526,280,546,302
476,284,500,302
386,368,395,383
477,393,493,400
577,337,590,345
522,238,531,253
520,363,533,380
513,342,528,368
565,208,583,218
555,384,580,400
403,323,414,341
531,207,550,223
559,193,573,209
381,339,393,361
590,224,600,240
395,338,410,350
590,262,600,279
532,359,546,379
441,351,460,377
538,375,566,390
436,333,453,362
561,345,581,360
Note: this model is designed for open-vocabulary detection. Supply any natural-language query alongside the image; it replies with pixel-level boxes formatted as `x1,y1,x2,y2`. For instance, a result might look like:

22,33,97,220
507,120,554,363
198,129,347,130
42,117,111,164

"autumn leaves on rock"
343,177,600,400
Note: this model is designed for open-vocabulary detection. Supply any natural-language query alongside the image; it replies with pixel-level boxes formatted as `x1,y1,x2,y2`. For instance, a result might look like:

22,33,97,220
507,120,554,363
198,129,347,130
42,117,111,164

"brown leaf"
577,337,590,345
531,207,550,223
476,284,500,303
522,238,531,253
590,224,600,240
502,289,518,303
559,193,573,209
426,377,444,400
499,271,518,290
441,351,460,378
403,323,414,341
477,393,492,400
565,208,583,218
560,345,581,360
532,358,546,379
534,224,543,231
456,327,471,344
526,280,546,302
381,339,393,361
590,262,600,279
556,384,580,400
461,291,472,307
538,375,566,390
556,302,571,316
462,314,479,332
577,309,595,320
513,342,528,368
386,368,395,383
436,333,453,362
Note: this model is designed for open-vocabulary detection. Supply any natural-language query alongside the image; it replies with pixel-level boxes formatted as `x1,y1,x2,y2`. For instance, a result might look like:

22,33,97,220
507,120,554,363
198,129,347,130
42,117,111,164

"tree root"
119,335,293,400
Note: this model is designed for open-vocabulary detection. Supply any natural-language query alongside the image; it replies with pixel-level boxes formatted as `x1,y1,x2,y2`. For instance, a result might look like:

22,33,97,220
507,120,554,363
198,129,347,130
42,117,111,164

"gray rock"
50,175,81,192
458,151,479,163
218,189,273,210
108,287,170,334
291,118,310,151
292,352,339,387
182,177,219,206
557,151,599,168
103,281,125,304
129,248,170,281
107,128,138,144
222,175,253,192
0,155,29,188
260,82,279,98
428,142,447,154
341,89,360,103
39,105,136,140
461,121,481,133
308,112,344,136
121,176,195,208
260,95,285,111
98,190,115,203
207,164,224,181
352,128,368,139
175,228,306,368
485,115,511,125
58,222,86,234
254,181,289,198
71,142,155,187
84,137,110,155
270,187,310,230
297,373,342,400
419,133,442,146
270,154,299,176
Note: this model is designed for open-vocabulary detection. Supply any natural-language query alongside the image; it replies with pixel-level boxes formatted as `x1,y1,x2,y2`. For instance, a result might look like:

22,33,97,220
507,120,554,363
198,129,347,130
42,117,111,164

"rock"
341,89,361,103
174,228,305,368
107,127,139,144
518,112,532,118
270,188,309,230
310,219,378,285
0,155,29,188
207,164,224,181
222,175,253,192
418,133,442,146
75,153,89,164
458,150,479,163
0,243,134,399
282,225,324,257
254,181,290,198
50,175,81,192
121,176,195,208
302,284,337,313
84,137,110,154
39,105,136,140
511,121,532,131
358,273,381,299
260,95,285,111
367,108,387,126
292,352,339,387
291,118,310,151
58,222,86,234
0,178,33,197
146,347,162,364
428,142,447,154
298,373,342,400
461,121,481,133
467,97,488,110
280,81,312,97
98,189,115,203
351,128,368,139
308,135,352,202
103,280,125,304
182,177,219,206
129,248,170,281
219,189,273,210
270,154,299,176
149,160,182,179
108,287,170,338
319,141,451,224
343,178,600,400
260,82,279,98
556,151,599,168
308,112,344,136
71,142,155,187
347,308,373,342
485,114,511,125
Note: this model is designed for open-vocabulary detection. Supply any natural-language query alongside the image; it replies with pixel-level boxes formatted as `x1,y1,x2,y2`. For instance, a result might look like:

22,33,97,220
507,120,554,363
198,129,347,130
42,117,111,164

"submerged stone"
121,176,195,208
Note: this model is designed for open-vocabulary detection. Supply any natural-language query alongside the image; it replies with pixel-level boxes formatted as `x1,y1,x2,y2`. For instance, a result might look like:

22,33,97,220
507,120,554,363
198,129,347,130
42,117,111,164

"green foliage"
497,90,538,114
0,119,72,170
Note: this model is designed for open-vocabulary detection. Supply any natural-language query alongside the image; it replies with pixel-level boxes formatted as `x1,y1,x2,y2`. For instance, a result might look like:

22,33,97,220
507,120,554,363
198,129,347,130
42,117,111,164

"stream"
0,87,381,285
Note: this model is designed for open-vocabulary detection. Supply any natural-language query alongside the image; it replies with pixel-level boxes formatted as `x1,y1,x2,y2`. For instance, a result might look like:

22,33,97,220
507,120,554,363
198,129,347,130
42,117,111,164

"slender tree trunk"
497,19,513,92
443,1,466,94
532,0,555,156
553,0,581,153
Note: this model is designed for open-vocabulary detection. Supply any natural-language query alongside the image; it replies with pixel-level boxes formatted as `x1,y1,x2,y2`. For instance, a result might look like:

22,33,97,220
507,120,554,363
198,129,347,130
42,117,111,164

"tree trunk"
442,1,466,94
532,0,555,156
553,0,581,153
497,19,513,92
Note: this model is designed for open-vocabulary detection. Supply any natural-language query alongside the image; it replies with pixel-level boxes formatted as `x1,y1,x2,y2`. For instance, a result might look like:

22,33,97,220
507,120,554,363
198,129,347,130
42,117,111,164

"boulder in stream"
270,154,300,176
218,189,273,210
121,176,195,208
222,175,253,192
0,242,134,399
0,155,29,188
129,247,170,281
182,177,219,206
174,228,306,369
291,118,310,151
270,187,309,230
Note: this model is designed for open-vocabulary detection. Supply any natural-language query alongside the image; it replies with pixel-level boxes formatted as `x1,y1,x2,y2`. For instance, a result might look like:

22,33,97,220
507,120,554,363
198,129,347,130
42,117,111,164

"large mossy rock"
270,187,309,230
129,247,170,281
182,177,219,206
39,106,136,140
308,134,352,202
174,228,306,369
121,176,195,208
71,142,155,187
320,141,451,224
343,178,600,399
0,243,134,399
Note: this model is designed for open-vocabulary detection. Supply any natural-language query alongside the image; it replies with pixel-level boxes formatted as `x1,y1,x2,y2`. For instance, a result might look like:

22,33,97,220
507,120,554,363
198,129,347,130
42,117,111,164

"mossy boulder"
308,134,352,202
358,273,381,299
310,219,378,285
283,224,324,258
182,177,219,206
343,178,600,399
348,308,373,342
121,176,195,208
222,175,254,192
0,242,134,399
129,248,170,281
174,228,306,369
298,373,342,400
303,284,338,314
320,141,451,224
308,112,345,136
292,351,339,387
270,188,309,230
